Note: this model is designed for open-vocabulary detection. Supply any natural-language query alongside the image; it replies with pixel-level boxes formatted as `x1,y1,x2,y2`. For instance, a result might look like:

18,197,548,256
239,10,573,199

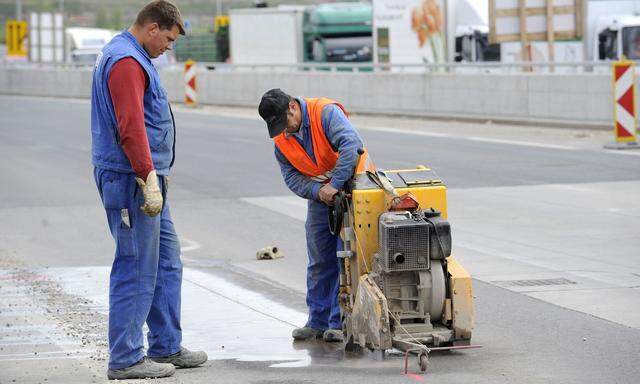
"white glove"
135,170,163,217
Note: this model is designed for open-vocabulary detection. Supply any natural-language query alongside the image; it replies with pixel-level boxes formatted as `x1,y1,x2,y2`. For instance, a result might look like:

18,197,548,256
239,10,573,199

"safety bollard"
184,59,197,107
605,60,639,150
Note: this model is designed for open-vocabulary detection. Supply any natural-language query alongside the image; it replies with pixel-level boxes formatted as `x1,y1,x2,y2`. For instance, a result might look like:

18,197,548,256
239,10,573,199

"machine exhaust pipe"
393,252,405,264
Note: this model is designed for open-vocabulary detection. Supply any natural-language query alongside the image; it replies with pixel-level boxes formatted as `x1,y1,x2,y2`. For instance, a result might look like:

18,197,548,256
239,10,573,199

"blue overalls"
275,98,363,331
91,31,181,369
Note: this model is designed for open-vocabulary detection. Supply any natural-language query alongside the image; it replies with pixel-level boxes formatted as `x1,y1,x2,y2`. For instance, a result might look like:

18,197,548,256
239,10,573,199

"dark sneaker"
107,357,175,380
323,329,344,342
150,347,208,368
292,326,324,341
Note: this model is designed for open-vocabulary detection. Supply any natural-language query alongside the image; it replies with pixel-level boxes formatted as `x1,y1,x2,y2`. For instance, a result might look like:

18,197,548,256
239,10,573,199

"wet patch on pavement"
0,260,417,382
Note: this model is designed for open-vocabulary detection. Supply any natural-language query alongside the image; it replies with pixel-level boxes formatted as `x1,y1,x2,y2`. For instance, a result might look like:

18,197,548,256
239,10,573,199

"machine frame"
331,159,480,372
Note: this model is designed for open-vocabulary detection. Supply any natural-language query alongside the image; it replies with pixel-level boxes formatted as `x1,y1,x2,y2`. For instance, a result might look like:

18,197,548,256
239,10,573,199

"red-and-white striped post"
606,60,639,149
184,59,197,107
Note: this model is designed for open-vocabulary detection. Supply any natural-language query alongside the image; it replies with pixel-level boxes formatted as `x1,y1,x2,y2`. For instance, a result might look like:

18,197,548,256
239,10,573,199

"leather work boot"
150,347,208,368
107,357,175,380
292,326,324,341
323,329,344,342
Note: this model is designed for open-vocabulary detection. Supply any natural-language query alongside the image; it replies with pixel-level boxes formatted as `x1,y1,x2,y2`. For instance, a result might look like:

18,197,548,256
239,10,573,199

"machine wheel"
419,353,429,372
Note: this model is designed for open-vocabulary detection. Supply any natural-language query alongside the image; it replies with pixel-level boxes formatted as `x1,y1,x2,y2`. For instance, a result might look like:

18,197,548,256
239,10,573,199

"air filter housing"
379,212,431,272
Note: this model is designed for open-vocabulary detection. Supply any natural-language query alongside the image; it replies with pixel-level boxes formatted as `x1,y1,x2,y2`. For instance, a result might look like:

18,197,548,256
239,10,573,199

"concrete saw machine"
329,151,480,372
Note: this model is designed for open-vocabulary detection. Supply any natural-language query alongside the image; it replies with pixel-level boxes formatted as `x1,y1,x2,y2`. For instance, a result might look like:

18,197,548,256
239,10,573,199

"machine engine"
370,210,452,342
339,168,475,362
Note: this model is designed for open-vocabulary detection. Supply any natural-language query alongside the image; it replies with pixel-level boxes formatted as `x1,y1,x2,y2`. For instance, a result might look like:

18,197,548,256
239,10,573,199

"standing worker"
91,1,207,379
258,89,365,342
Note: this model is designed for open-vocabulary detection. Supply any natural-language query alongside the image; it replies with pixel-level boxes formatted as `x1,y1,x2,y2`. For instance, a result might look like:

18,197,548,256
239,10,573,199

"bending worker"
91,1,206,379
258,89,365,342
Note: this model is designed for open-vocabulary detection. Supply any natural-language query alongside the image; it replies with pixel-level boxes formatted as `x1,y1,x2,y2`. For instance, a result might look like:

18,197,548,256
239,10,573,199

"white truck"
588,0,640,61
65,27,116,65
229,7,305,65
457,0,640,64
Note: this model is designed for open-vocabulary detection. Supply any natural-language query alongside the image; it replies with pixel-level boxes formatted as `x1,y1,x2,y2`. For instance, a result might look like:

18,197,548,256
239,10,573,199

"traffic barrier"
184,59,197,107
0,66,620,129
605,60,639,149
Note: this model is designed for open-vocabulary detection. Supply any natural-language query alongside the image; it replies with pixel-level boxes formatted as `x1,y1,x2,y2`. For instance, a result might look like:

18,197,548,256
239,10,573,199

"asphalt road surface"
1,95,639,384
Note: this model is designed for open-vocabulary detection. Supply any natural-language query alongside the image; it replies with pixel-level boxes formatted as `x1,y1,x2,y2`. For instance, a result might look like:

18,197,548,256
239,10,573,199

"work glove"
135,170,163,217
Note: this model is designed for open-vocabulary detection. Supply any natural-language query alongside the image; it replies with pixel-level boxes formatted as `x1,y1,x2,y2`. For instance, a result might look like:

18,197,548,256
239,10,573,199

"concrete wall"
0,67,93,99
0,66,614,128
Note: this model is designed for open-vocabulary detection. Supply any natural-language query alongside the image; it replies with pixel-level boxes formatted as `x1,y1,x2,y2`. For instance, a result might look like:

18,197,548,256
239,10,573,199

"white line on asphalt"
0,350,95,358
0,354,94,362
363,125,456,138
41,266,311,366
180,237,201,252
0,341,82,347
604,149,640,156
173,105,261,121
0,94,90,105
363,126,579,150
241,196,308,221
465,136,577,150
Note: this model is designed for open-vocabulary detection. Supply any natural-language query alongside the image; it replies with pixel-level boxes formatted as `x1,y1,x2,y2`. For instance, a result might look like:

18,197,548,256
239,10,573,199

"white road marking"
25,267,312,367
241,179,640,329
0,350,95,358
604,149,640,156
0,354,95,362
363,126,453,138
180,237,202,253
465,136,577,150
358,125,580,150
241,195,308,221
0,341,83,347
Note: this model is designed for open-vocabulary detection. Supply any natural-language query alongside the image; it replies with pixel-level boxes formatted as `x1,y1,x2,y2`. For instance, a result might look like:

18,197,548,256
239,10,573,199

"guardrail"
0,59,620,74
0,60,93,70
195,61,615,74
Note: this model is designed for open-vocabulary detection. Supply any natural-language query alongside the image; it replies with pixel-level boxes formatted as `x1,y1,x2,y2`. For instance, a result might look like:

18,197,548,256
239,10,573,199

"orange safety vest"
274,98,375,183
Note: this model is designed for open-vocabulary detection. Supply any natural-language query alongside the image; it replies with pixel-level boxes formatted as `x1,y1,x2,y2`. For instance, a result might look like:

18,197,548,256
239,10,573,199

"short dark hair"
135,0,185,35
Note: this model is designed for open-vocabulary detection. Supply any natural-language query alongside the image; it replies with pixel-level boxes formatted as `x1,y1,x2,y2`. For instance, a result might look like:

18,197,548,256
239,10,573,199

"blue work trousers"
94,168,183,370
305,199,342,331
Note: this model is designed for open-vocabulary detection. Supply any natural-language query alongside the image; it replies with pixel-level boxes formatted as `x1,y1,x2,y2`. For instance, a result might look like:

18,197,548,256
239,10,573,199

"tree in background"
110,8,123,30
95,7,108,29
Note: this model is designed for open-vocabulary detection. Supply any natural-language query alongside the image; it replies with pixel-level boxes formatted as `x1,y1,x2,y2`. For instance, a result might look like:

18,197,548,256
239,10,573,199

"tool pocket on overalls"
115,208,135,258
101,172,136,258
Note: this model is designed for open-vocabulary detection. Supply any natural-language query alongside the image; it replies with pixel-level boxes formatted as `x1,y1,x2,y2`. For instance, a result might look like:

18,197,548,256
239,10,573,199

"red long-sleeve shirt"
108,57,154,179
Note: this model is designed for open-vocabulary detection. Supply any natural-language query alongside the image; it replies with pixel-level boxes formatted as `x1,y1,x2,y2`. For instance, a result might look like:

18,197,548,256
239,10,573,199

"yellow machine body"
445,256,474,340
340,167,475,352
349,173,448,277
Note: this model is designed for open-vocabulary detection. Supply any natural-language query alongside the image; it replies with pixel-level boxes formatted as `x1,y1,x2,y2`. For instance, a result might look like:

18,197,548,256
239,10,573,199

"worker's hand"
319,184,339,205
135,170,163,217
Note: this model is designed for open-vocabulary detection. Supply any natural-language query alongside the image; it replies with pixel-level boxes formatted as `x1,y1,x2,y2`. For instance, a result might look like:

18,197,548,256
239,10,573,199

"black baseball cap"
258,88,291,138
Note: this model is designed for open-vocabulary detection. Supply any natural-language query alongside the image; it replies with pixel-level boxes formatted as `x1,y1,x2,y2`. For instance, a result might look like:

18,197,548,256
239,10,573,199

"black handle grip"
328,191,347,236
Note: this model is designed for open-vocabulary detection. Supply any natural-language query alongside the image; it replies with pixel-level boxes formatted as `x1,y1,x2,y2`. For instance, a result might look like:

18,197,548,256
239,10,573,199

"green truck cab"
303,2,373,63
